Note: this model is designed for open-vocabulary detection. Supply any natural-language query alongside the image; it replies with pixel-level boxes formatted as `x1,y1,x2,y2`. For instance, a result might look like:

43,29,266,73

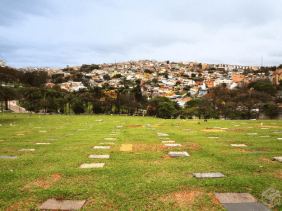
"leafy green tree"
0,85,16,110
262,102,279,118
253,82,277,96
71,97,85,114
103,74,111,81
158,102,178,119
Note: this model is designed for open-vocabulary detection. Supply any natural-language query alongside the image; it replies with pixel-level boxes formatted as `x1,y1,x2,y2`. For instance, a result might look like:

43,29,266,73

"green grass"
0,114,282,210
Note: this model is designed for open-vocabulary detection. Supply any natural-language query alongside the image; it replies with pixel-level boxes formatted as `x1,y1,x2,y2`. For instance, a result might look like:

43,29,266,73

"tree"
158,102,178,119
262,102,279,118
71,97,85,114
103,74,111,81
0,85,16,110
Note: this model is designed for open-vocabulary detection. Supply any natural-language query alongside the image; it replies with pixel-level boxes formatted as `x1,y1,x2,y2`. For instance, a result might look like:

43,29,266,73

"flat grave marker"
48,139,58,141
261,128,269,129
183,129,191,131
104,138,116,141
116,126,123,128
165,144,181,147
36,143,50,145
193,172,225,179
96,120,103,122
221,128,229,130
214,193,270,211
248,151,267,153
93,146,110,149
277,138,282,140
260,136,270,138
80,163,105,168
0,156,18,159
208,137,219,139
100,142,115,145
273,156,282,162
39,131,48,133
120,144,133,151
162,141,175,143
20,149,35,151
157,133,169,137
230,144,246,147
169,151,190,157
247,133,257,135
16,134,24,136
89,155,110,159
39,199,86,211
0,140,4,142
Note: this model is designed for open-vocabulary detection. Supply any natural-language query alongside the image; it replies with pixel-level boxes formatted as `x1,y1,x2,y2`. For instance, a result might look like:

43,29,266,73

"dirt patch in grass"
227,129,246,131
274,170,282,179
120,144,133,151
161,190,204,208
207,193,221,205
126,125,142,128
187,142,203,150
162,156,172,159
132,144,167,151
24,174,62,189
260,157,272,163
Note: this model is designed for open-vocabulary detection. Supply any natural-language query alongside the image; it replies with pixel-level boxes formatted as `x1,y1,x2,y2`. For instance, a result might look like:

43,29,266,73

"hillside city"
42,60,281,107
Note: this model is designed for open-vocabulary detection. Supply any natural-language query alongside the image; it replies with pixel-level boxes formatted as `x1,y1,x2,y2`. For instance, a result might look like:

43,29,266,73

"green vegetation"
0,114,282,210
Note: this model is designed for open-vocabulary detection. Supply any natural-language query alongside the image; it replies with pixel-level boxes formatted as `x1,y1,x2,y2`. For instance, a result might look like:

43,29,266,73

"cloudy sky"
1,0,282,68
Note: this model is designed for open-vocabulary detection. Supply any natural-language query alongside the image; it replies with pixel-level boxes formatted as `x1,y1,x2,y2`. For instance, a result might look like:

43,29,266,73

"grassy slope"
0,114,281,210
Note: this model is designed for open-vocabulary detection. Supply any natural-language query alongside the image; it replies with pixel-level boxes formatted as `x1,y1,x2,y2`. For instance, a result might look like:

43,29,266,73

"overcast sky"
1,0,282,68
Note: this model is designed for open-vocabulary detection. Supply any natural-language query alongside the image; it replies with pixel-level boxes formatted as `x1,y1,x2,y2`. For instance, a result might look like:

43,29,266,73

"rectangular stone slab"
214,193,257,203
36,143,50,145
104,138,116,140
20,149,35,151
247,133,257,135
165,144,181,147
39,131,47,132
48,139,58,141
273,156,282,162
222,202,271,211
99,142,115,145
89,155,110,159
93,146,110,149
0,156,18,159
162,141,175,143
260,136,270,138
169,152,190,157
248,151,267,153
230,144,246,147
208,137,219,138
157,133,169,136
80,163,105,168
116,126,123,128
193,172,225,179
39,199,86,210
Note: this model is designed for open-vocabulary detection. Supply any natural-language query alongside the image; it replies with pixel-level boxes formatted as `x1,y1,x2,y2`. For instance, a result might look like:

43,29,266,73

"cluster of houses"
45,60,282,107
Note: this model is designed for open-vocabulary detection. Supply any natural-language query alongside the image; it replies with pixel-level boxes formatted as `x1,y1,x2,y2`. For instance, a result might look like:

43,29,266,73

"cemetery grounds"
0,113,282,210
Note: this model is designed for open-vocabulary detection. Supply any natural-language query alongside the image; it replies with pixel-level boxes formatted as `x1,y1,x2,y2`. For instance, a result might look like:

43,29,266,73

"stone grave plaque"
248,151,267,153
273,156,282,162
17,134,24,136
165,144,181,147
100,142,115,145
214,127,221,128
221,128,228,130
193,172,225,179
222,202,271,211
48,139,58,141
277,138,282,140
247,133,257,135
20,149,35,151
120,144,132,151
162,141,175,143
158,137,170,140
0,140,4,142
214,193,257,203
104,138,116,141
261,128,269,129
34,127,42,128
183,129,191,131
39,131,47,133
169,152,190,157
89,155,110,159
0,156,18,159
157,133,169,136
93,146,110,149
80,163,105,168
116,126,123,128
39,199,86,210
260,136,270,138
230,144,246,147
96,120,103,122
208,137,219,139
36,143,50,145
248,127,253,128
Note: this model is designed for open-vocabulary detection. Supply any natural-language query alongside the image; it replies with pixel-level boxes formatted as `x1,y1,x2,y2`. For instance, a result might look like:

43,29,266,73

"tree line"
0,66,281,119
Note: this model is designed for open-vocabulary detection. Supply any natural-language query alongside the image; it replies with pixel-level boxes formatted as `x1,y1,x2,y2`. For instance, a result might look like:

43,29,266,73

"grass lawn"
0,113,282,210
